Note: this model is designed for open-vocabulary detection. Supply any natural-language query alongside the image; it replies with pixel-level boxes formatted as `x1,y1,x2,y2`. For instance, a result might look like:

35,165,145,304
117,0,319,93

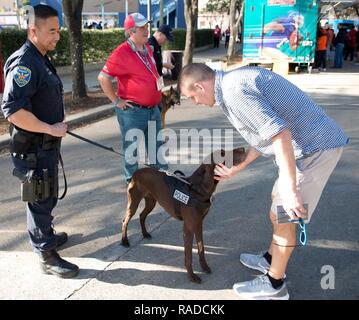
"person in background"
344,25,357,61
213,25,221,48
225,27,230,49
98,13,168,184
332,24,346,68
314,22,327,71
148,24,174,77
325,23,335,63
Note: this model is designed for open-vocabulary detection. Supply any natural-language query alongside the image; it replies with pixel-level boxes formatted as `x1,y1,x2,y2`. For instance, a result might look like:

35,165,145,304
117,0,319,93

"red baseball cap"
124,13,152,30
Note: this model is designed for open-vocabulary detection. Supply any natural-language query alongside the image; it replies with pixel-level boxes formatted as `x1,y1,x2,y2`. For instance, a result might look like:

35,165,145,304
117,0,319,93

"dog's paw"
121,238,130,247
143,232,152,239
201,264,212,274
189,273,202,284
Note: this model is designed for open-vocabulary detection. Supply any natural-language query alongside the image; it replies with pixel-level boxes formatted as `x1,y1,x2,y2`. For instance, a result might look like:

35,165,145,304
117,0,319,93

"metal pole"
147,0,152,35
14,0,21,29
175,0,178,28
125,0,128,17
101,4,105,27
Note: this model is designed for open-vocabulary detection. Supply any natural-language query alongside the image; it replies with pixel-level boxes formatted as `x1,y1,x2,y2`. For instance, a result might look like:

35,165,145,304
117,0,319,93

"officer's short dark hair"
34,4,58,24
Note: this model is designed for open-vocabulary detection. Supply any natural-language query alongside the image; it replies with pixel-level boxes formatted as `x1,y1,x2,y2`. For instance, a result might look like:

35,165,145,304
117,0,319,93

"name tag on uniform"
156,76,164,91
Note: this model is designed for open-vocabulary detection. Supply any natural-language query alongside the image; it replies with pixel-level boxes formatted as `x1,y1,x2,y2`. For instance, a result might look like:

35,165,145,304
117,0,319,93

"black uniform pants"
12,147,60,253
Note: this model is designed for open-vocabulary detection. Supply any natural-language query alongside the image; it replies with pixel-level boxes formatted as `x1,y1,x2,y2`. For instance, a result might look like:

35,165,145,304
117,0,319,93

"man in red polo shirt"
98,12,168,184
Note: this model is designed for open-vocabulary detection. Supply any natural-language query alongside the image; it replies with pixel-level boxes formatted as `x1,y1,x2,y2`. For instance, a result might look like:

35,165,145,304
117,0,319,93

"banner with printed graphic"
243,0,318,63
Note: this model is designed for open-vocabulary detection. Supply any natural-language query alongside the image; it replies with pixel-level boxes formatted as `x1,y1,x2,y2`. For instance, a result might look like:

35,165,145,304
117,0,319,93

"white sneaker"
233,274,289,300
240,252,270,274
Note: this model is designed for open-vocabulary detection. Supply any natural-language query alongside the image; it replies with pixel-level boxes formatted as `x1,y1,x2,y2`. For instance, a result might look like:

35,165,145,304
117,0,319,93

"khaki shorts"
271,147,343,223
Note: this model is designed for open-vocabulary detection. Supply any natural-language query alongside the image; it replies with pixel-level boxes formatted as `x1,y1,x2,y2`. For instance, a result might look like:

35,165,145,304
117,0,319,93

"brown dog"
160,86,180,128
121,147,246,283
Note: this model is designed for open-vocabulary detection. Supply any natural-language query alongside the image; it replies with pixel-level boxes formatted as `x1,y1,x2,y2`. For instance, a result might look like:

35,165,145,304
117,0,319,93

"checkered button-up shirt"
214,66,348,158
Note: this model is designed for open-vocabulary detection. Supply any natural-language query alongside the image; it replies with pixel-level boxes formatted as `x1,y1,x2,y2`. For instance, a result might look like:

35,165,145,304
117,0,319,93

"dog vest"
163,174,212,220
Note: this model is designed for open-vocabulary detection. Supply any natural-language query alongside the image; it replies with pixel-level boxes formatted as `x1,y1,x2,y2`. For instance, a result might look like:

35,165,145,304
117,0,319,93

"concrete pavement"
0,52,358,300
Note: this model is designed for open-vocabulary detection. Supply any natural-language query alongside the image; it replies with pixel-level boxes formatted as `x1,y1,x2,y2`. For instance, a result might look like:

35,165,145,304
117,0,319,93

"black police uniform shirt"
148,35,163,76
1,39,64,124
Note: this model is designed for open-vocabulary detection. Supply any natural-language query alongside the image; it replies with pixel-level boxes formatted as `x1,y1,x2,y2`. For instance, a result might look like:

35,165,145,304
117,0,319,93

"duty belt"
10,124,61,152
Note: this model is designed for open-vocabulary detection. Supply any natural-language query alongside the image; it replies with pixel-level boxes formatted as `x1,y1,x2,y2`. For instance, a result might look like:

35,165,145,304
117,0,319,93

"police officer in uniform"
1,4,79,278
148,24,174,76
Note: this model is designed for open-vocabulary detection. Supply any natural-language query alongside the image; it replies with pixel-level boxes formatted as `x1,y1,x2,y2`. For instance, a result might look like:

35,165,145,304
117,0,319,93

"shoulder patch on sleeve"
13,66,32,87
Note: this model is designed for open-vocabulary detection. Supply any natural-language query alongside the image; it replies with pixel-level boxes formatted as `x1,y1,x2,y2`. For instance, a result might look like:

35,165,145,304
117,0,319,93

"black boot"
54,232,68,248
39,249,79,278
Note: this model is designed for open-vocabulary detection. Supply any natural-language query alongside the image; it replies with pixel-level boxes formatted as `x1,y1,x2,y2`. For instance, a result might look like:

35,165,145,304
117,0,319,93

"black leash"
67,131,126,158
58,153,67,200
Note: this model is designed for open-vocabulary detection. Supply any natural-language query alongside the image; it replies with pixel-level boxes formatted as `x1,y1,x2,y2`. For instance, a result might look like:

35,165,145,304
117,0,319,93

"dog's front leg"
183,223,201,283
195,222,211,274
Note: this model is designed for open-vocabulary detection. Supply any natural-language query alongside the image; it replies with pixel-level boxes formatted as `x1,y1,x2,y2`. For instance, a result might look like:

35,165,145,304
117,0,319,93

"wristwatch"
113,96,122,107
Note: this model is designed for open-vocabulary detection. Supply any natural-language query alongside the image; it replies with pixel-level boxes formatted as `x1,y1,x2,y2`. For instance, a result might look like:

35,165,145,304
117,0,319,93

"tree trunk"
227,0,244,61
183,0,198,67
62,0,87,100
354,4,359,16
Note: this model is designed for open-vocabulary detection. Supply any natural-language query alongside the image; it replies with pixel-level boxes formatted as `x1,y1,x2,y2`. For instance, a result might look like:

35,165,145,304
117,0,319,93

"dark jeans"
214,37,220,48
115,105,168,182
334,43,344,68
315,50,327,69
344,46,355,61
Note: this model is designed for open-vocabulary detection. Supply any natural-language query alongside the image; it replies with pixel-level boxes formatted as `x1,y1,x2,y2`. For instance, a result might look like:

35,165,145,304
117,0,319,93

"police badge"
14,66,31,87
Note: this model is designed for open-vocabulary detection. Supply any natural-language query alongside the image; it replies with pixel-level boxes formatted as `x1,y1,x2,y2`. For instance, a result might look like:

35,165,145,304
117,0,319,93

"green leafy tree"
205,0,230,14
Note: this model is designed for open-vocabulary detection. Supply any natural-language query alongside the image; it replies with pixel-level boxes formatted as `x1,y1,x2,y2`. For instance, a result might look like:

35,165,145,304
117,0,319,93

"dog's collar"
159,169,191,185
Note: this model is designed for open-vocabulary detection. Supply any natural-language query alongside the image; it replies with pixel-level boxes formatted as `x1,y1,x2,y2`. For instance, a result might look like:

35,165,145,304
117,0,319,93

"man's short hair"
33,4,58,24
125,27,136,39
178,63,215,93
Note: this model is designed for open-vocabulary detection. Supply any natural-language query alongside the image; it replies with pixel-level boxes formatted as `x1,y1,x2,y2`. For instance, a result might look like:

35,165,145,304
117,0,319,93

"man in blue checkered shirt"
178,63,348,300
